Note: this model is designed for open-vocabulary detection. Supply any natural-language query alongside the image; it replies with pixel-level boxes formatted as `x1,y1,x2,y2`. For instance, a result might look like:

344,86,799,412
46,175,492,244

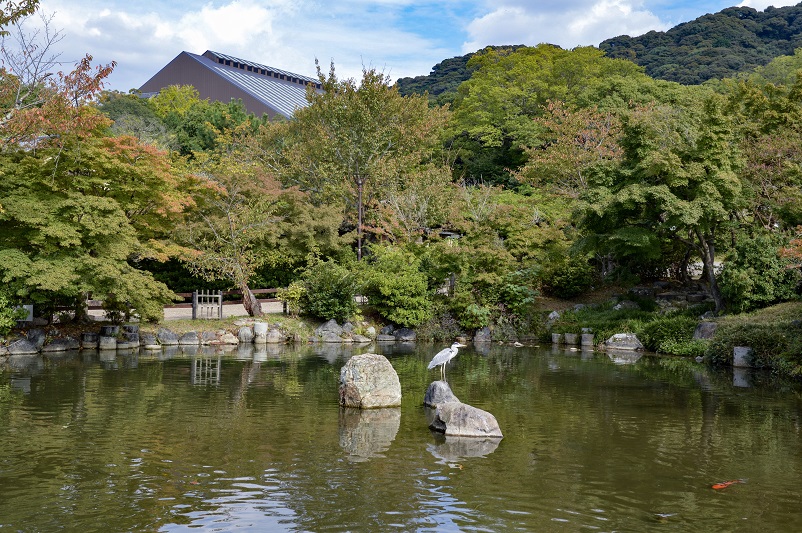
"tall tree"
0,124,189,321
256,61,450,260
578,99,744,312
177,146,280,317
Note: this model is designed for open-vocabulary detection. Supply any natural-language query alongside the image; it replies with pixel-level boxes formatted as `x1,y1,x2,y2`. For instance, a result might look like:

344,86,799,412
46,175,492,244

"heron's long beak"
457,343,467,347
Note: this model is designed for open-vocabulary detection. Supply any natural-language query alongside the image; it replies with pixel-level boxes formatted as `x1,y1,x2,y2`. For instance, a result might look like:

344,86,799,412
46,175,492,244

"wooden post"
218,290,223,319
192,290,198,320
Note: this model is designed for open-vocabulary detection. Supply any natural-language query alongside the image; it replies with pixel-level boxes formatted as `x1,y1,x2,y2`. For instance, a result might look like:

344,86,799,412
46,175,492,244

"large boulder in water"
339,353,401,409
605,333,644,351
424,380,460,408
429,402,503,438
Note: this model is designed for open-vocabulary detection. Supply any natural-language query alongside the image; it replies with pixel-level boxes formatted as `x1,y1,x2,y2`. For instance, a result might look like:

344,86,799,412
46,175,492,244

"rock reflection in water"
606,350,643,365
427,432,501,463
338,407,401,462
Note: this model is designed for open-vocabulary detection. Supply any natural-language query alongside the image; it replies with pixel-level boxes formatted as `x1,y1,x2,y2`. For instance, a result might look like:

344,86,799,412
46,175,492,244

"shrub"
541,257,594,299
415,300,463,342
299,260,358,322
718,232,801,314
640,315,698,353
498,268,539,316
706,320,802,374
276,281,306,318
0,290,26,336
360,247,432,327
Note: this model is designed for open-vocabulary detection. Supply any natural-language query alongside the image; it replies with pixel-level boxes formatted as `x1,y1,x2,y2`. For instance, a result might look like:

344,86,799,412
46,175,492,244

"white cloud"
463,0,666,52
737,0,800,10
34,0,453,92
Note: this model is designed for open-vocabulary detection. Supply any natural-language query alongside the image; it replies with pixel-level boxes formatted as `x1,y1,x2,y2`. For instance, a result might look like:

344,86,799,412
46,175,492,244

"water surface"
1,343,801,531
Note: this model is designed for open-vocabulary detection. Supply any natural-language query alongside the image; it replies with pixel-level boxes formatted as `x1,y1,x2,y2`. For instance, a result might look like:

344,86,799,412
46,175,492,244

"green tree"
177,147,282,317
256,62,450,260
515,101,623,198
0,126,186,321
448,44,649,183
578,100,744,312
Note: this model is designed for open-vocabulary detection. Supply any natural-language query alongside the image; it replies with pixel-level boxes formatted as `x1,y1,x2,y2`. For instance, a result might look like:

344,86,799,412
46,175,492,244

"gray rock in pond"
352,334,372,344
429,402,503,438
265,328,284,344
140,333,160,349
179,332,200,345
693,321,718,340
733,346,753,368
317,330,344,343
376,334,396,342
379,325,394,335
157,328,179,345
98,336,117,351
605,333,644,351
200,331,217,345
26,329,46,349
473,327,492,343
8,339,39,355
342,322,355,334
424,380,460,408
394,328,416,342
41,337,80,352
339,353,402,409
122,324,139,334
316,319,343,337
238,326,254,344
81,332,98,348
220,332,239,345
365,326,376,337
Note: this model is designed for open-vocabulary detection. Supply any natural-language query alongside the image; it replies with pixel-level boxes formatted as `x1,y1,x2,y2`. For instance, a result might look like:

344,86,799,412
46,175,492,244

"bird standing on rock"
428,342,467,381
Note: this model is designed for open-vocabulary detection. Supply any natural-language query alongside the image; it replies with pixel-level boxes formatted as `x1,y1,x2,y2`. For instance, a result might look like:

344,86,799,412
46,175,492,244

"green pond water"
1,343,801,532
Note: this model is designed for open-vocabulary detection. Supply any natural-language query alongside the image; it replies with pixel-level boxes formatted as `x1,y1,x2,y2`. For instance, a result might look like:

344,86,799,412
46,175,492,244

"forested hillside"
396,45,523,104
600,4,802,84
399,4,802,97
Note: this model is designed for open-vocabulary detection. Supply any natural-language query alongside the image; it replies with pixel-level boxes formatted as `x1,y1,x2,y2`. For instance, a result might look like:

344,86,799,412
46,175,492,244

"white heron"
427,342,467,381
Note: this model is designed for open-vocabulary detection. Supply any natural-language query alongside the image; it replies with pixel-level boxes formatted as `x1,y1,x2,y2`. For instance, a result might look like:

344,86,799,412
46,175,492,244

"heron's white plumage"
428,342,466,380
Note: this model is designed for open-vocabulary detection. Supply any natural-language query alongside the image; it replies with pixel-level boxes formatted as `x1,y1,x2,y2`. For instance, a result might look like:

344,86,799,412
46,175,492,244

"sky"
22,0,802,92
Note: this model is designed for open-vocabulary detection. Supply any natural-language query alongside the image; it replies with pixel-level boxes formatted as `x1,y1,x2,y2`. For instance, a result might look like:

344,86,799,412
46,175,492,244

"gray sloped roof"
141,50,320,119
191,51,317,118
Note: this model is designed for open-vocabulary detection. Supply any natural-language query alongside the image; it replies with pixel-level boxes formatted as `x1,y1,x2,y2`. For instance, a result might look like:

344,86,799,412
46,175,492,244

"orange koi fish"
711,479,745,490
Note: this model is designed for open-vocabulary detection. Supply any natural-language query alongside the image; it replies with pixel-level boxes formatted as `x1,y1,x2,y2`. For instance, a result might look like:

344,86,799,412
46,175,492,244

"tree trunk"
357,178,364,261
695,229,724,313
241,283,263,317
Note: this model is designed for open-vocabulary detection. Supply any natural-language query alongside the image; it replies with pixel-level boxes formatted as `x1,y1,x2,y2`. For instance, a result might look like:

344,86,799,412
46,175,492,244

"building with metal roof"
139,50,321,119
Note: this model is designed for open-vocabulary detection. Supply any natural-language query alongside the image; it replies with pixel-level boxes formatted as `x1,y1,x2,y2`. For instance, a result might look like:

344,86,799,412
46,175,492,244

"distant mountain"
600,4,802,85
396,45,524,104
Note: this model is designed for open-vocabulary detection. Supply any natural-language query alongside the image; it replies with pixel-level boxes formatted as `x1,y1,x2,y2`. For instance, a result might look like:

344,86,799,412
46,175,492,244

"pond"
1,343,801,532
